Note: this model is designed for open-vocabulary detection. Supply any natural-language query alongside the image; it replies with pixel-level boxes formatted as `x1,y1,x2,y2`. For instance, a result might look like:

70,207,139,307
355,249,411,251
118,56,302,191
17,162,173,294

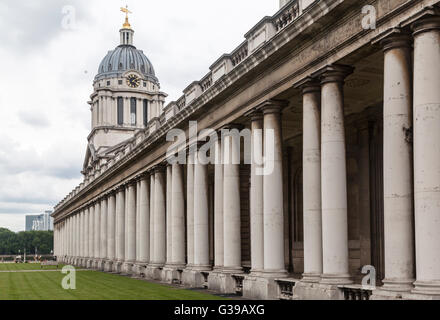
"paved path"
0,269,88,273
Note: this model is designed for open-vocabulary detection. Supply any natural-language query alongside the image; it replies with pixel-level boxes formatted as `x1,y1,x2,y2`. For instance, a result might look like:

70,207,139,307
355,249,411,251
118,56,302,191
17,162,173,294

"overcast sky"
0,0,279,232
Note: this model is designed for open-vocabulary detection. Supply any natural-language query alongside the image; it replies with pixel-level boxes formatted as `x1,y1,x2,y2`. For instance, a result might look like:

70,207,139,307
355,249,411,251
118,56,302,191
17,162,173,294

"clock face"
127,74,140,88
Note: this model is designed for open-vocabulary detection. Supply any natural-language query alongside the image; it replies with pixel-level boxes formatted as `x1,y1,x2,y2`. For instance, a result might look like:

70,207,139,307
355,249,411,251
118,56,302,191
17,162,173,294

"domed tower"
83,8,167,173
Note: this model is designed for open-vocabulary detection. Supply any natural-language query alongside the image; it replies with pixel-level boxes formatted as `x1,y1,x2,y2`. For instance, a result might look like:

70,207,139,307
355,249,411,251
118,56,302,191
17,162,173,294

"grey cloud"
18,111,51,128
0,0,90,53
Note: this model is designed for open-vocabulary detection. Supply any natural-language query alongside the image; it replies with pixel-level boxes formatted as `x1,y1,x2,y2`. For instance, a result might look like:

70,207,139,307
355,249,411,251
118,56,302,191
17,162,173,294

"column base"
371,287,440,300
122,262,135,275
146,264,164,280
301,273,322,283
113,261,123,273
181,267,211,288
104,260,114,272
320,273,353,285
162,264,186,284
86,259,94,269
243,273,285,300
292,281,344,300
208,271,242,294
382,278,415,292
412,280,440,296
133,263,147,277
96,260,105,271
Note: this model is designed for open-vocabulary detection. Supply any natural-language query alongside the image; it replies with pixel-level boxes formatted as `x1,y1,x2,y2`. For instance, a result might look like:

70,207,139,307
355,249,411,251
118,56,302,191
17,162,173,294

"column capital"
313,64,354,85
220,123,244,132
138,171,150,181
244,109,263,122
256,99,288,114
116,184,126,193
126,179,137,187
412,15,440,36
372,28,412,51
294,76,321,94
152,164,166,174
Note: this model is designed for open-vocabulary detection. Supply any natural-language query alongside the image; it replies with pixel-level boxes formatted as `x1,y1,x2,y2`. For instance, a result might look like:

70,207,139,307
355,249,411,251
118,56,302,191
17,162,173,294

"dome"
95,44,158,83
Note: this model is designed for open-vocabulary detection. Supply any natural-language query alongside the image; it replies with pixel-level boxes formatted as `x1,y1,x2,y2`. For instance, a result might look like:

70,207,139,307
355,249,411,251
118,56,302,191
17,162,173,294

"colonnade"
54,16,440,299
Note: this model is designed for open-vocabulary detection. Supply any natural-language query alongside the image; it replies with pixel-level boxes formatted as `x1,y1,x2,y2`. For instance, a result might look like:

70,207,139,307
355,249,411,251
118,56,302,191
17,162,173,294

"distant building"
25,211,53,231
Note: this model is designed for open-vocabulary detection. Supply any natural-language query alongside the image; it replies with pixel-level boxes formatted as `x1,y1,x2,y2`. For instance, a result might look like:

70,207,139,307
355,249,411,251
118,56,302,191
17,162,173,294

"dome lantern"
120,6,134,46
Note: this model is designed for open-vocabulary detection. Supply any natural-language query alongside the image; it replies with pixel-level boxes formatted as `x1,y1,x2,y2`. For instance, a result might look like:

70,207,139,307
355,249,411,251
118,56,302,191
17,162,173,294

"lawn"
0,264,227,300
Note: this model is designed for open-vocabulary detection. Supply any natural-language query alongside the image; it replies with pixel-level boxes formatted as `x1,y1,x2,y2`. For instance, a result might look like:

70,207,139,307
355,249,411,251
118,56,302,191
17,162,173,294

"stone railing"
200,73,213,92
232,274,245,296
339,285,375,300
275,278,300,300
273,0,301,32
231,42,249,67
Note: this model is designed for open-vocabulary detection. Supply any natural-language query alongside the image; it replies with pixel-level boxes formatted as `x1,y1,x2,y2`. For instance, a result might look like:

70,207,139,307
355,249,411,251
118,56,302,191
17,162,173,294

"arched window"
119,63,123,70
117,97,124,125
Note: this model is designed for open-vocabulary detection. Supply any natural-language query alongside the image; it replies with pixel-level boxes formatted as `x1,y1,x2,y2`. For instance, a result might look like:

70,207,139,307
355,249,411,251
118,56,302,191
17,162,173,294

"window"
118,80,123,85
96,101,99,124
143,82,147,88
143,100,148,126
107,81,110,86
117,97,124,125
130,98,137,125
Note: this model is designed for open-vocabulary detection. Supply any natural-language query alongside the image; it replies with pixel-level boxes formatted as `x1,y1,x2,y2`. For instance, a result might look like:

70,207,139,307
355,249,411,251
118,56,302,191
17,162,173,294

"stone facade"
53,0,440,300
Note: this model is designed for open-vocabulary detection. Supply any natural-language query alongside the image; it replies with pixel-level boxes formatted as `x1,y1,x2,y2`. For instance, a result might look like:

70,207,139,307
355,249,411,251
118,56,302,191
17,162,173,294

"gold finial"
120,5,132,29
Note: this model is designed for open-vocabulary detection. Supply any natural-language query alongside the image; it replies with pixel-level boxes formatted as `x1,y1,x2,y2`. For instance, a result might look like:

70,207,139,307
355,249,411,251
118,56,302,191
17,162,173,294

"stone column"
193,147,211,271
262,101,287,276
412,16,440,295
106,193,116,270
186,151,195,268
249,112,264,274
115,187,125,271
76,213,80,261
214,136,224,270
153,167,166,267
149,173,155,264
79,211,83,261
124,187,129,264
69,217,72,259
100,197,108,269
300,79,323,282
84,208,89,262
125,182,137,272
94,201,101,263
70,215,76,263
136,180,141,263
380,32,415,291
138,176,150,264
89,205,94,264
319,65,353,285
171,162,186,267
166,165,173,265
223,128,242,273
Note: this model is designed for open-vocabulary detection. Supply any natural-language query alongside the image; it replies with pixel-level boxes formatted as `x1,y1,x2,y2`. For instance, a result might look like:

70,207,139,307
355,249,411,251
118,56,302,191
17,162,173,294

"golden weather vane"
120,5,132,29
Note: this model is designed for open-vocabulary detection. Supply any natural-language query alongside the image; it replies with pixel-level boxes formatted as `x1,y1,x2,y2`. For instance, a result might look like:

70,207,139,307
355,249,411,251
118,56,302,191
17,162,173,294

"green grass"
0,264,227,300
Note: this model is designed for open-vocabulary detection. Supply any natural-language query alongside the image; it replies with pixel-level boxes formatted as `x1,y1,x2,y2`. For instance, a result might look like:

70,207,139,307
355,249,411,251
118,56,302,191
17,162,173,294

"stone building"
52,0,440,300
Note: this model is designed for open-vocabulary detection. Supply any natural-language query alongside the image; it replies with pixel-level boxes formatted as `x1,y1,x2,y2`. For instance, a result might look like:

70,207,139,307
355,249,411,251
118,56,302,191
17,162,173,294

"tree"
0,228,53,255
